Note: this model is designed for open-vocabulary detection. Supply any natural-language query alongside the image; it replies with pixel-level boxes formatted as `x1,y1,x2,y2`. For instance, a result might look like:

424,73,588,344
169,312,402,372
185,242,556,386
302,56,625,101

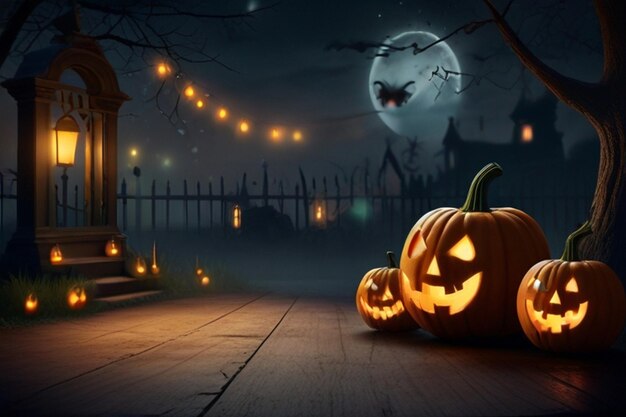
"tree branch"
0,0,43,71
483,0,598,113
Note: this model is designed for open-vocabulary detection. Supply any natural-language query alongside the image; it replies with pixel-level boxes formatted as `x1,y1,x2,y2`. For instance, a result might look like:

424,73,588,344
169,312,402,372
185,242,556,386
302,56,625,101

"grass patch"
0,274,101,327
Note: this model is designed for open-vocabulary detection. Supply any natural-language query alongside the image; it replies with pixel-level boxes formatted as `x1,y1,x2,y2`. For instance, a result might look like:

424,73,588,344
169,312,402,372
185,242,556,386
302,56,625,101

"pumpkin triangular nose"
549,292,561,305
427,257,440,276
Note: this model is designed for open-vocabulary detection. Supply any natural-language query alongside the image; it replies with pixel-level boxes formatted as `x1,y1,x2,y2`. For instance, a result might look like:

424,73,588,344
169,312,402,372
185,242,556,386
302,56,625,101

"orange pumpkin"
356,252,418,331
517,221,626,352
400,163,550,339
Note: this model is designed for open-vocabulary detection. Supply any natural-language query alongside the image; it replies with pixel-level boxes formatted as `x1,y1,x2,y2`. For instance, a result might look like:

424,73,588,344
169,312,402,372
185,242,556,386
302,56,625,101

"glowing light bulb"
293,130,303,142
130,148,138,157
157,63,169,76
196,99,204,109
239,120,250,133
271,128,282,141
184,86,195,98
218,107,228,120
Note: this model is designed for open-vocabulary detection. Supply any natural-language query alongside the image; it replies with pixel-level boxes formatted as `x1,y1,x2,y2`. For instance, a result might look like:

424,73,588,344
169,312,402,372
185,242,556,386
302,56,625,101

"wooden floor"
1,293,625,417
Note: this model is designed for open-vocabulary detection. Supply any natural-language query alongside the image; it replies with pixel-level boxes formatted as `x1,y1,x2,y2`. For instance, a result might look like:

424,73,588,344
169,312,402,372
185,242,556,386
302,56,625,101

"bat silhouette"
373,80,416,108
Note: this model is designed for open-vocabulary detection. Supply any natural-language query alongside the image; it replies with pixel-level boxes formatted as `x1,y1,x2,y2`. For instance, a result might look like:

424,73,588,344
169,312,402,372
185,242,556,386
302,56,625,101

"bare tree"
0,0,274,125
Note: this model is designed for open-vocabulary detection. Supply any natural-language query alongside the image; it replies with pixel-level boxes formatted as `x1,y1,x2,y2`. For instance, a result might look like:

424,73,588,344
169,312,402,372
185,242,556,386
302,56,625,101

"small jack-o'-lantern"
400,163,550,339
67,287,87,310
134,256,147,277
25,293,38,315
517,221,626,352
356,252,419,331
50,244,63,264
105,238,120,257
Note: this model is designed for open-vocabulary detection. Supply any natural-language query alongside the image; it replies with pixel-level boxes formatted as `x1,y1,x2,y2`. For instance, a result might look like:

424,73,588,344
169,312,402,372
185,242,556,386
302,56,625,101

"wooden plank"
0,294,273,410
205,299,626,417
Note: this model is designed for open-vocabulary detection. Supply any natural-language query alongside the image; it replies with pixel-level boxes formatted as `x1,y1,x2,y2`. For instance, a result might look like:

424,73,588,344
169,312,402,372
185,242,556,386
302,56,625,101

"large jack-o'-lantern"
400,163,550,339
356,252,419,331
517,221,626,352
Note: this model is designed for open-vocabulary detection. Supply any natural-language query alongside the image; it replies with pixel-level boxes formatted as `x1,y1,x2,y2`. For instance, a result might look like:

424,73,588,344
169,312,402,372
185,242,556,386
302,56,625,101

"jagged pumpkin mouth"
359,298,405,321
525,300,588,333
402,272,482,315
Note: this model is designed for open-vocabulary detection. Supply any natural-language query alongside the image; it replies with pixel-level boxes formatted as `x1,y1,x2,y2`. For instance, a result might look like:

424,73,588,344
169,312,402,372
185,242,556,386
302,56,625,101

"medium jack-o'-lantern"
105,238,119,257
517,221,626,352
356,252,419,331
67,287,87,310
25,293,38,315
400,163,550,339
50,244,63,264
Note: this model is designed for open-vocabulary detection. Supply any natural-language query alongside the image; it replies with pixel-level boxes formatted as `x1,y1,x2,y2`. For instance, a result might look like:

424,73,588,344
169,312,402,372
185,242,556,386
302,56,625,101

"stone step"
50,256,126,278
94,290,164,304
93,275,160,298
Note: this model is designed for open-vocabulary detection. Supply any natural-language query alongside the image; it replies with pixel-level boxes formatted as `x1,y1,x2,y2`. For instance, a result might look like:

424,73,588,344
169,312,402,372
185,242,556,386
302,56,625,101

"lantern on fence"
151,241,160,275
314,201,325,225
105,237,119,257
67,287,87,310
50,244,63,264
233,204,242,229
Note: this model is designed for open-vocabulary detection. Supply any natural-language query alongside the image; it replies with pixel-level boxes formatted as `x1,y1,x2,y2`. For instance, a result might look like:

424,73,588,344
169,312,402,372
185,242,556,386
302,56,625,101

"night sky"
0,0,602,193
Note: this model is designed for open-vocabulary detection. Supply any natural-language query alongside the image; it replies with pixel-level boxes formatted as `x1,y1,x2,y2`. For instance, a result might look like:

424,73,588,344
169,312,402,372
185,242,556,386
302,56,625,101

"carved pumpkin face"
517,222,626,352
523,272,587,334
400,163,550,339
403,228,481,316
356,252,418,331
518,259,626,352
67,287,87,310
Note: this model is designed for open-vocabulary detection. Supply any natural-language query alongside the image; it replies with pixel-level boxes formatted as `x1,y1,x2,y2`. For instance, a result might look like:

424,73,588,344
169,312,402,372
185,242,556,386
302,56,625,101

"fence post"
74,184,78,226
166,180,171,231
220,176,225,235
323,176,328,227
295,184,300,232
299,168,309,230
279,181,284,214
151,180,156,231
263,162,269,206
184,179,189,231
197,181,201,233
121,178,127,231
209,181,213,230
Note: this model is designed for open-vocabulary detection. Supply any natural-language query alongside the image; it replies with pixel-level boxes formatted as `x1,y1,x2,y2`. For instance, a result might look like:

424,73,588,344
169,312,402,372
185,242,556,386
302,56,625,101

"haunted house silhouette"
434,90,566,197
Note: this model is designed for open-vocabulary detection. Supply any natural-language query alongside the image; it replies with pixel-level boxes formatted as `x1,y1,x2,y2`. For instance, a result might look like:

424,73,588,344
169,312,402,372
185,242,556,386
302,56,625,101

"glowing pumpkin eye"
448,235,475,261
371,282,379,291
565,277,579,293
408,231,427,258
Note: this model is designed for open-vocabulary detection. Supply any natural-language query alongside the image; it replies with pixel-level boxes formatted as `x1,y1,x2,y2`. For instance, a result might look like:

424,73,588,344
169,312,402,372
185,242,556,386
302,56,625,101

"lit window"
521,124,533,142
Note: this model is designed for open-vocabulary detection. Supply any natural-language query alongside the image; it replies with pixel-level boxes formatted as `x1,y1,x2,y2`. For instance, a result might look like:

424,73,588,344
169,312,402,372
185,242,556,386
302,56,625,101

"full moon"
369,31,462,141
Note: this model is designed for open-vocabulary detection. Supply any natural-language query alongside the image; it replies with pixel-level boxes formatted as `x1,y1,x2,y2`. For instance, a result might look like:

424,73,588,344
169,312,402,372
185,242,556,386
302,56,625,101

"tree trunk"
583,100,626,283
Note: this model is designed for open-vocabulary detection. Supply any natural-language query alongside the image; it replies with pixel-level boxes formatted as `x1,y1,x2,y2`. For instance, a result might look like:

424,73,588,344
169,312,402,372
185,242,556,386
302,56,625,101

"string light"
154,67,305,143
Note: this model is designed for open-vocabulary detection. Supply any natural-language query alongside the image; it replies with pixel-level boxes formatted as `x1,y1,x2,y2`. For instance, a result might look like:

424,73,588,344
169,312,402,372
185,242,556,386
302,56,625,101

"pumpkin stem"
386,251,397,268
561,221,592,262
460,162,503,212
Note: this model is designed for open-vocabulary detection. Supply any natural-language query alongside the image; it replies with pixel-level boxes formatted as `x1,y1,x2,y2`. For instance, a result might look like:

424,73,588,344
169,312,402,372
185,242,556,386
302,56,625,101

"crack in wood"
196,297,299,417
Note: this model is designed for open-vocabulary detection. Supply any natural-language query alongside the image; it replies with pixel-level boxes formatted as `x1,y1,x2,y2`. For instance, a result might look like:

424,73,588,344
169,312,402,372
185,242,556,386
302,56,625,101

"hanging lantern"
521,124,533,142
67,287,87,310
54,115,79,167
105,238,119,257
233,204,242,229
151,241,160,275
135,256,147,276
50,244,63,264
24,293,38,315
